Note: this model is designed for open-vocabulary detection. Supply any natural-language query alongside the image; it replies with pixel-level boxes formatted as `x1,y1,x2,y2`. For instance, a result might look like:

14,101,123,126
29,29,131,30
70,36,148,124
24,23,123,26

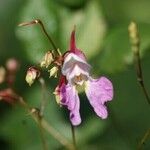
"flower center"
74,75,82,82
73,74,88,86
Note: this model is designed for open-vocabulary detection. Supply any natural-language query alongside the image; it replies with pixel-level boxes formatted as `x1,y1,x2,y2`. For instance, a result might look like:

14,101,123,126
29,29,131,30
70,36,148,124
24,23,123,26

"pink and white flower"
54,29,113,126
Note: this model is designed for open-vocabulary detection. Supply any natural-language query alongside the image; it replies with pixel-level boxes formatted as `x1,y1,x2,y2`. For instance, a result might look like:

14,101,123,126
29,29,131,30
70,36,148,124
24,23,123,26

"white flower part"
62,53,91,85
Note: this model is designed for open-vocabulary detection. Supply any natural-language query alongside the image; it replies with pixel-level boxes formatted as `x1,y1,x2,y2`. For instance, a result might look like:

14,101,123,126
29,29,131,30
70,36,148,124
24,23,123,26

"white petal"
62,53,91,76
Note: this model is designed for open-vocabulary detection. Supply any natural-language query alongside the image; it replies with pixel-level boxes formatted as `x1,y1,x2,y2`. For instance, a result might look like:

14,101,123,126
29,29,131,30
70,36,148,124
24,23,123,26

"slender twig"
39,78,47,116
18,19,60,55
19,97,74,150
71,124,77,150
138,128,150,150
128,21,150,105
38,77,48,150
37,114,48,150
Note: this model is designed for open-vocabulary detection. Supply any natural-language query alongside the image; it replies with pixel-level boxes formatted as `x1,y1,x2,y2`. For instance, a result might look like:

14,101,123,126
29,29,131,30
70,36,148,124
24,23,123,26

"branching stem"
19,19,60,55
18,97,74,150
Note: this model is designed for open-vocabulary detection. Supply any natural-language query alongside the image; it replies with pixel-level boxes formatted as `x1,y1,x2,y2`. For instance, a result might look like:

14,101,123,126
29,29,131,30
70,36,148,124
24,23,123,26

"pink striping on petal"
60,83,81,126
85,77,113,119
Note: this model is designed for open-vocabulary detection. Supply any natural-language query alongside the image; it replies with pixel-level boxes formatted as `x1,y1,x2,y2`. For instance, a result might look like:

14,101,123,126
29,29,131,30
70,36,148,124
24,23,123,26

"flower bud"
40,51,54,68
6,58,20,72
48,66,58,78
53,86,61,104
25,67,40,86
0,88,19,104
0,66,6,84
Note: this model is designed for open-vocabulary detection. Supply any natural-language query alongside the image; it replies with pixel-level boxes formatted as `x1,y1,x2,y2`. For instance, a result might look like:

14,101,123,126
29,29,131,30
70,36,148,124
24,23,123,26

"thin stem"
18,19,60,55
38,116,48,150
138,128,150,150
39,78,47,116
37,78,48,150
19,97,74,150
71,124,77,150
128,21,150,105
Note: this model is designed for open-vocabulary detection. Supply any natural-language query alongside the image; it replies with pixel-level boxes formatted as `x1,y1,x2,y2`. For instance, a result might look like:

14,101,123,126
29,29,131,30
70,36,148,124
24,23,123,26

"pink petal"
60,83,81,126
85,77,113,119
62,53,91,85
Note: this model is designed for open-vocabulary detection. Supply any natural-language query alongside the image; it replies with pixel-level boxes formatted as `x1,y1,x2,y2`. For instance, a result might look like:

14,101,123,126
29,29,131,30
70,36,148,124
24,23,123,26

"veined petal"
85,77,113,119
60,83,81,126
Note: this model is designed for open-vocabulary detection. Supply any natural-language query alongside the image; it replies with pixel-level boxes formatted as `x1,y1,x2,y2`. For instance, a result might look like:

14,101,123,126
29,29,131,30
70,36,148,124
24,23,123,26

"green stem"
19,97,74,150
128,21,150,105
71,124,77,150
138,128,150,150
38,116,48,150
39,78,47,116
18,19,60,55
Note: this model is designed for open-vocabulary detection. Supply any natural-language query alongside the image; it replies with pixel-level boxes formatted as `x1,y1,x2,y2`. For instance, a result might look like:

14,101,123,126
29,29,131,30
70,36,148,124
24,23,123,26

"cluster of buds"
40,51,60,78
40,51,54,68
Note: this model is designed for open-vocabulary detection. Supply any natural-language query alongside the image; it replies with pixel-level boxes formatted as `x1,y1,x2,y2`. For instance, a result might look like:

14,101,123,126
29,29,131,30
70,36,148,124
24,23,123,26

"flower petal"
85,77,113,119
62,53,91,85
62,53,90,76
60,83,81,126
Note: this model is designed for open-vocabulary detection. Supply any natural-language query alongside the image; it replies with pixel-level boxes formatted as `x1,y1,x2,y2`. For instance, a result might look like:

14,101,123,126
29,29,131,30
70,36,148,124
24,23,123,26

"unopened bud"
128,22,139,46
40,51,54,68
0,66,6,84
0,88,19,104
53,86,61,104
48,66,58,78
6,58,19,72
25,67,40,86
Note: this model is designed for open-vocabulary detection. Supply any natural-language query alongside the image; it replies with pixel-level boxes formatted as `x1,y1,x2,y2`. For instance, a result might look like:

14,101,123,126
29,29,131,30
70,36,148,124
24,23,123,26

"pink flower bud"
25,67,40,86
0,88,19,104
6,58,19,72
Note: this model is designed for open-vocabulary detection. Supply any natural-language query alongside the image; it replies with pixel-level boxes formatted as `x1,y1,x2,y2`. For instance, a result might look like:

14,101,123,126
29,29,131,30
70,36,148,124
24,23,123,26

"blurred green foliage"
0,0,150,149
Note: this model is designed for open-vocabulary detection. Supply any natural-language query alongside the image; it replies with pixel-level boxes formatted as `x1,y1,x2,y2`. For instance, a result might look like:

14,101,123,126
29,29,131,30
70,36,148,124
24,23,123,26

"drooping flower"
54,29,113,126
